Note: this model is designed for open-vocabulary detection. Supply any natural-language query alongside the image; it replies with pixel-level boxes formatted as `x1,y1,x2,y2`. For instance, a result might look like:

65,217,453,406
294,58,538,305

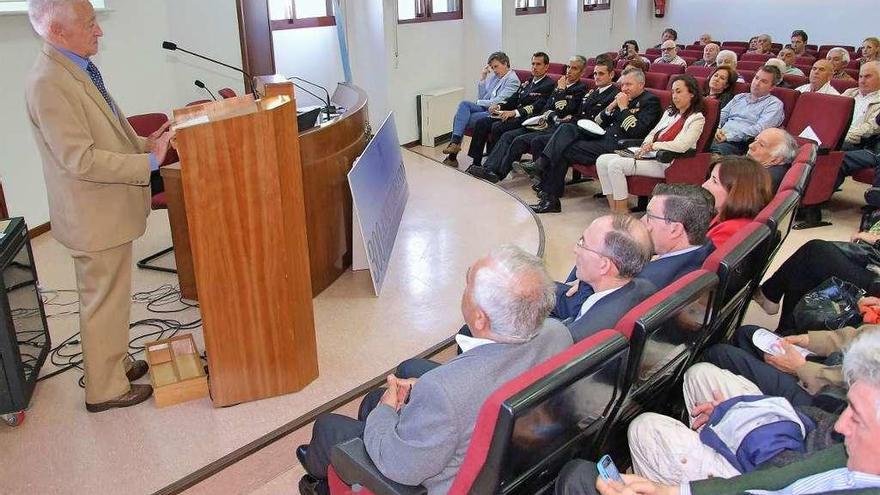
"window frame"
583,0,610,12
269,0,336,31
515,0,546,16
397,0,463,25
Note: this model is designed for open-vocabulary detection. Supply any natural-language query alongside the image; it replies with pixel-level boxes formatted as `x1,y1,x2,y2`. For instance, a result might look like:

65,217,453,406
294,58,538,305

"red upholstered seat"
514,69,531,82
702,222,773,344
685,66,713,78
644,72,670,90
548,62,566,75
218,87,237,99
853,168,875,185
648,63,685,76
722,41,749,48
741,53,772,62
737,70,756,83
754,190,801,268
127,112,178,170
770,87,799,126
779,160,810,194
602,270,718,447
831,78,858,93
783,74,808,88
150,192,167,210
328,330,631,495
795,56,816,65
737,60,766,71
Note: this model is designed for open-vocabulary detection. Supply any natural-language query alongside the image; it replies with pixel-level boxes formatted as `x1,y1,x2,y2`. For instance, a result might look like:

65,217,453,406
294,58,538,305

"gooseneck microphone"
193,80,217,101
162,41,259,96
285,78,328,111
288,76,334,120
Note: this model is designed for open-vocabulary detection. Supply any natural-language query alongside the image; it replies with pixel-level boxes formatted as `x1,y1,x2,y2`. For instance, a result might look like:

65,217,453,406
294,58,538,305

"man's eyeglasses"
644,212,672,223
576,237,610,258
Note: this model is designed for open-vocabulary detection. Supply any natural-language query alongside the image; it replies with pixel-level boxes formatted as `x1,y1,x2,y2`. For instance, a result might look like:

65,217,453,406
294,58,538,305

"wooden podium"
172,94,318,406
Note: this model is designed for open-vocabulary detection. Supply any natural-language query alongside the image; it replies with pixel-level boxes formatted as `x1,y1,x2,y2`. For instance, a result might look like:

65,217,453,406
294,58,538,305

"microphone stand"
163,41,260,97
287,76,334,120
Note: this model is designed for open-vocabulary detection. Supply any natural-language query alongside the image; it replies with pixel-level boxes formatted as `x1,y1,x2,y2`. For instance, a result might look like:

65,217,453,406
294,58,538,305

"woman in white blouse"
595,74,707,213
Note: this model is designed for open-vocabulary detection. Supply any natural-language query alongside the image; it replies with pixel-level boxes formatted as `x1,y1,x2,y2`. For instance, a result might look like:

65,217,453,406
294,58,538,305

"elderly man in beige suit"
26,0,174,412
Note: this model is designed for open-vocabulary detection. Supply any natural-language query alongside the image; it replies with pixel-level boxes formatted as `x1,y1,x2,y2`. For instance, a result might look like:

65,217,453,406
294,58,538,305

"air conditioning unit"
417,87,464,147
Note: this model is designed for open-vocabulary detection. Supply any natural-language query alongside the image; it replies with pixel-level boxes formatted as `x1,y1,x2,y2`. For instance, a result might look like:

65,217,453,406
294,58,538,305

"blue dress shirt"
718,92,785,143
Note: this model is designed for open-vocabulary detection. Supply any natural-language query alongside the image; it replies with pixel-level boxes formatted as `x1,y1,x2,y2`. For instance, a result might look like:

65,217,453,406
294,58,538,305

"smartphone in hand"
597,454,624,483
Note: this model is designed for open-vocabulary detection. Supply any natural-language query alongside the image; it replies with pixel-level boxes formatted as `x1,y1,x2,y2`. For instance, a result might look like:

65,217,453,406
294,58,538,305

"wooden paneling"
235,0,275,92
160,164,198,300
174,95,317,406
298,84,369,294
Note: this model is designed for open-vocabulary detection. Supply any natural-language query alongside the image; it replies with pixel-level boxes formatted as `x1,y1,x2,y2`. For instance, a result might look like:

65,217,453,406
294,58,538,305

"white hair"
27,0,80,37
765,58,786,72
827,47,851,64
472,245,555,342
716,49,738,67
772,130,798,164
843,327,880,389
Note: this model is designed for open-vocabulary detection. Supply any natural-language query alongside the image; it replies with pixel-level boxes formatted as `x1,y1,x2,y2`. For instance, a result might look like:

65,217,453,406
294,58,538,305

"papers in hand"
752,328,814,357
798,126,822,147
577,119,605,136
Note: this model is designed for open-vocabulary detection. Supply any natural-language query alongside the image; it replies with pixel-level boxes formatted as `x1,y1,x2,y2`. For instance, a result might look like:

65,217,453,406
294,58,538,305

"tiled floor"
0,150,540,494
3,140,867,495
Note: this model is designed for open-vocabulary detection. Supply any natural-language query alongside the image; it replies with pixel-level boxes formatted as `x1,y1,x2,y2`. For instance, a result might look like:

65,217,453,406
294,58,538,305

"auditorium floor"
3,144,866,495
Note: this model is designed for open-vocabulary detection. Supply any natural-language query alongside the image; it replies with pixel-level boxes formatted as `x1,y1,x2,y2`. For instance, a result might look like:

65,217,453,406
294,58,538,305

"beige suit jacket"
794,325,875,394
26,43,151,252
842,87,880,145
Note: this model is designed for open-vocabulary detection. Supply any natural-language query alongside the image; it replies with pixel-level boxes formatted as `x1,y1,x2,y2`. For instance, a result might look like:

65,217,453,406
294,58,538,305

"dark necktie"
85,61,113,110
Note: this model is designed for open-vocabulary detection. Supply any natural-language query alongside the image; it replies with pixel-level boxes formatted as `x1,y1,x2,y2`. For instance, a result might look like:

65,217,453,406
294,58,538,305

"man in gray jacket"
296,245,573,495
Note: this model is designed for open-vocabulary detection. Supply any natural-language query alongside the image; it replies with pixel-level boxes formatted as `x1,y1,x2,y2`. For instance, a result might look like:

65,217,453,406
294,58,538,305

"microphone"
285,78,325,108
193,80,217,101
162,41,259,96
287,76,334,120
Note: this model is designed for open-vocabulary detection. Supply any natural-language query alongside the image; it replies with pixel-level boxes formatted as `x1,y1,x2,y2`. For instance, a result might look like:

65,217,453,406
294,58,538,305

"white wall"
0,0,243,227
462,0,502,101
576,0,665,60
502,6,549,69
273,26,345,107
346,0,390,129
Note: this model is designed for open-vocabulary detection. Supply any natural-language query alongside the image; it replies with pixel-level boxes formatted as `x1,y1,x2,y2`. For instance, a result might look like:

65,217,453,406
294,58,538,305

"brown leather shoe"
125,360,149,382
86,384,153,413
442,142,461,155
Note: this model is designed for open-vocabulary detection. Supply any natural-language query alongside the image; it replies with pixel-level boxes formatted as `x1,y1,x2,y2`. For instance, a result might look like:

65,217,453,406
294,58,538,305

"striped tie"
85,61,113,110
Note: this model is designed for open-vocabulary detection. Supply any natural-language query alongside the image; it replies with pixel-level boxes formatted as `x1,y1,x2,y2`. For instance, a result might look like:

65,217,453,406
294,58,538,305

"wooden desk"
162,83,369,299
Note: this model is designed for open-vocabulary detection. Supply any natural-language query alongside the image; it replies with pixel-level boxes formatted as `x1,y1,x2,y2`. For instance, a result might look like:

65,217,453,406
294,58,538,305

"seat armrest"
616,138,643,149
330,439,428,495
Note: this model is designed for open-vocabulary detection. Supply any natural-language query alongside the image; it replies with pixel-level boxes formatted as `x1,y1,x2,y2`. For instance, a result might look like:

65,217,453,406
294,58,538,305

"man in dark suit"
468,56,617,183
466,52,556,167
564,214,655,343
555,184,715,321
554,329,880,495
527,68,663,213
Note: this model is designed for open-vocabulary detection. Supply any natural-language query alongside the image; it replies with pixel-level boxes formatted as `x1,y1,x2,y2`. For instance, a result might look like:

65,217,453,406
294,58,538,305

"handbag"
793,276,865,331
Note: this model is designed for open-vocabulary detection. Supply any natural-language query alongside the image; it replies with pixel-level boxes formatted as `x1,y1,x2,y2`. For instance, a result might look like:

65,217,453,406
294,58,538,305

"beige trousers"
70,242,134,404
595,153,669,200
627,363,762,485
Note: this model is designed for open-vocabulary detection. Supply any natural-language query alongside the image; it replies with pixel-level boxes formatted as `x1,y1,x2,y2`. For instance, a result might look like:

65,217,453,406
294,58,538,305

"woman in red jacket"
702,156,772,247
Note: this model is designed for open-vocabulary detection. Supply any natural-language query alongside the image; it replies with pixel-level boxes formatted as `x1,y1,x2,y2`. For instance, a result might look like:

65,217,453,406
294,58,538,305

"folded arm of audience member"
555,328,880,495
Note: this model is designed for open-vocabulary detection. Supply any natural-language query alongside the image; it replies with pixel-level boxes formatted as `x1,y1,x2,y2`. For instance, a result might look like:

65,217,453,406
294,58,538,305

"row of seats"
505,69,854,228
324,161,812,494
554,88,850,229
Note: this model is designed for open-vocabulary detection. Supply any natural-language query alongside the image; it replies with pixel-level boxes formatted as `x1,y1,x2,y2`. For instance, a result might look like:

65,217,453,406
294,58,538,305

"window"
398,0,462,24
0,0,105,14
269,0,335,30
583,0,610,12
516,0,546,16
